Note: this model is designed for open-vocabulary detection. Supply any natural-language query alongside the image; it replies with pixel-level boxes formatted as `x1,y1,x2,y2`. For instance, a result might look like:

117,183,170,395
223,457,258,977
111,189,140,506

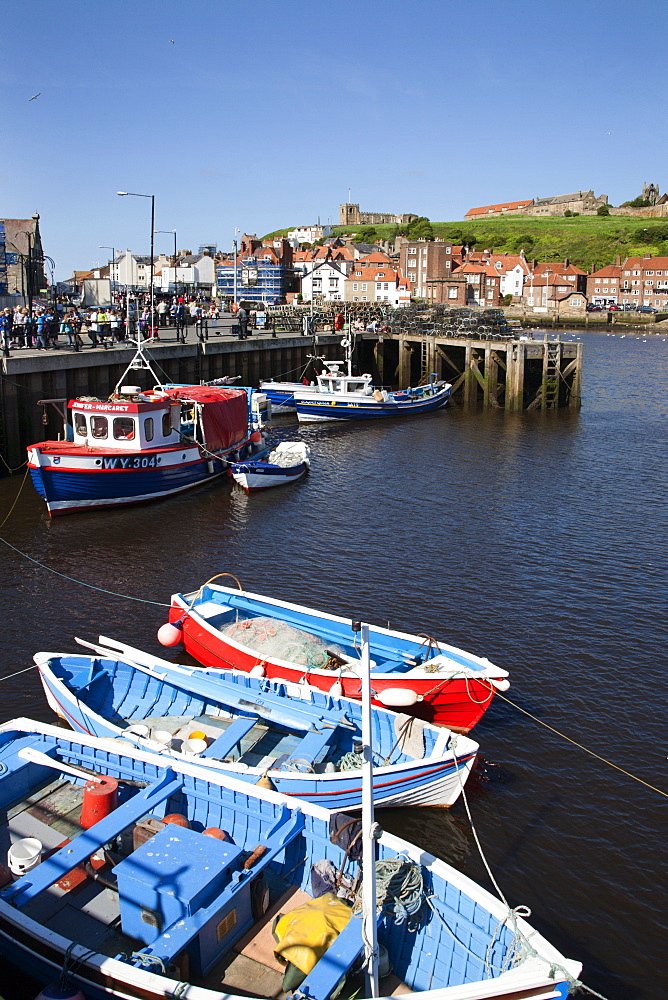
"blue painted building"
216,258,289,305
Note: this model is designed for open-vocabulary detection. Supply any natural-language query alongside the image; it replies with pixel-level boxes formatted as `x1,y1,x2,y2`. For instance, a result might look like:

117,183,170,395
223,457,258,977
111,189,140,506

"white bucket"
125,725,150,739
8,837,43,876
153,730,173,747
182,738,207,756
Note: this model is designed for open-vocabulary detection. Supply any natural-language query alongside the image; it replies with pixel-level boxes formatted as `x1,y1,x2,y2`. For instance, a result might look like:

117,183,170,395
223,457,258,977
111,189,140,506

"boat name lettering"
74,402,133,413
101,455,158,470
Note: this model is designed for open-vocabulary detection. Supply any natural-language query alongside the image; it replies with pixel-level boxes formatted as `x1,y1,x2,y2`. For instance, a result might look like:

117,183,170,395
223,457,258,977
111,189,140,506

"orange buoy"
163,813,190,829
80,776,118,830
203,827,231,840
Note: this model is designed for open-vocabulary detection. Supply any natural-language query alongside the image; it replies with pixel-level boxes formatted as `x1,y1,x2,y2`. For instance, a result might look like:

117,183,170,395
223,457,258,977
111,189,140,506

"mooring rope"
487,685,668,799
0,467,30,526
0,534,170,607
449,738,612,998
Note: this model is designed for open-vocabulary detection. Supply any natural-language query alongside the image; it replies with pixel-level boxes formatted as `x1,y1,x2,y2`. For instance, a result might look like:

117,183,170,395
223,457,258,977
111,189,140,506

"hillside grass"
263,216,668,271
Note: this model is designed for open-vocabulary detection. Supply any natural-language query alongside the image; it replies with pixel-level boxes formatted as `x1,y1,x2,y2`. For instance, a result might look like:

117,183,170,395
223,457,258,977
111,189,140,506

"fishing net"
267,447,302,468
222,617,348,669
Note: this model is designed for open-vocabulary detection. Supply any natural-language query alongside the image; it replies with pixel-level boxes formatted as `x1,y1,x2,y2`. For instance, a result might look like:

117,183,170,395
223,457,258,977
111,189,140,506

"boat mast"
113,308,164,395
355,620,379,997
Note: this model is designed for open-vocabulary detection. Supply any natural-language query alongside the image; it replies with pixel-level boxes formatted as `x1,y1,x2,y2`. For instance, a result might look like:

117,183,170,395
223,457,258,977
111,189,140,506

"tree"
597,205,610,216
406,217,434,240
354,227,378,244
621,197,651,208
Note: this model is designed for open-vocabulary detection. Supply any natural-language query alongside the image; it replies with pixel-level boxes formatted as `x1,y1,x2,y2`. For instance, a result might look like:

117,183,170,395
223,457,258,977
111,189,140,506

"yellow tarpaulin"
273,892,352,975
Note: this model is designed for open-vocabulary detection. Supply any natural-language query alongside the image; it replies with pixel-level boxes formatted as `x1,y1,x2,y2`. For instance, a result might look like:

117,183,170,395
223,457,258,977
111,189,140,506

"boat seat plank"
3,770,183,908
200,716,260,759
287,914,364,1000
281,729,335,769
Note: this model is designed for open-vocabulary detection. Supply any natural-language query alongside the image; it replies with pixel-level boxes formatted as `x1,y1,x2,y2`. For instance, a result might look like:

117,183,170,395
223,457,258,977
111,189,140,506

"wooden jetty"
0,318,582,471
382,330,582,411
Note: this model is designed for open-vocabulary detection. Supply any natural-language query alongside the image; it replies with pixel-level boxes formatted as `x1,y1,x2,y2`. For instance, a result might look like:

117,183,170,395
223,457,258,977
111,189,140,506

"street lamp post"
117,191,155,337
233,228,241,309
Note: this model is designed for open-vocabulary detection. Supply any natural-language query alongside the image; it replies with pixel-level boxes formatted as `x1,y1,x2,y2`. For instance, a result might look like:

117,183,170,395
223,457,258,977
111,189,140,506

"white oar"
18,746,104,783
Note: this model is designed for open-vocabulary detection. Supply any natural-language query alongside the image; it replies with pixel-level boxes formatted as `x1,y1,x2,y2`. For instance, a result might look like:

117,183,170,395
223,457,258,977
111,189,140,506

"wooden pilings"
372,332,581,411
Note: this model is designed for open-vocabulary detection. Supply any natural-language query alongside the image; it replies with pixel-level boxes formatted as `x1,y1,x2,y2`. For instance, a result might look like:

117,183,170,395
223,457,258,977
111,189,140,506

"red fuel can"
79,776,119,829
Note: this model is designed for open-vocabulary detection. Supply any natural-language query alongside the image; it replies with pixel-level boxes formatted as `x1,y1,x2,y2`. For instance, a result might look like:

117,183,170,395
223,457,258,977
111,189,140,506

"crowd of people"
0,297,223,354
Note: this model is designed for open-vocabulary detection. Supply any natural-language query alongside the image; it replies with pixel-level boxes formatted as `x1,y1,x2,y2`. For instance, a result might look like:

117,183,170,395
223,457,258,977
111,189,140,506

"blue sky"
2,0,666,278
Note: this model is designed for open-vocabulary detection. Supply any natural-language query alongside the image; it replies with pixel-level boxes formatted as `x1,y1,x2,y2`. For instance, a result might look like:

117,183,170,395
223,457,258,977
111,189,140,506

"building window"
646,270,654,276
361,283,367,291
408,248,416,255
361,296,367,301
352,283,358,291
448,287,458,299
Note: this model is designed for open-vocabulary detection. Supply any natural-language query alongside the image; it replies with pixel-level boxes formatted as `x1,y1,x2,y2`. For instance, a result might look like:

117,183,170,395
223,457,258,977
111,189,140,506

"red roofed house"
465,200,533,220
586,264,622,306
344,264,403,306
616,255,668,309
456,262,502,307
522,272,586,312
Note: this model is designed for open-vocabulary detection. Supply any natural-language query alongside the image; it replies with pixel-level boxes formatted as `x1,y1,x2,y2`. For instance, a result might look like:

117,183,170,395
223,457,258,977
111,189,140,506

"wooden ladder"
542,341,561,408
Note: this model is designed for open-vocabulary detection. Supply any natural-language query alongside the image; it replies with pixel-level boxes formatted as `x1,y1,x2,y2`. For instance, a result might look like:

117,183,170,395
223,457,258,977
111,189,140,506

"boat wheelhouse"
28,384,262,516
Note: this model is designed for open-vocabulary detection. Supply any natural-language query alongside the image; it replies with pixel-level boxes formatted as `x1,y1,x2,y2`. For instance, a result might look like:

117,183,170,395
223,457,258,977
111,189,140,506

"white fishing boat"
230,441,310,491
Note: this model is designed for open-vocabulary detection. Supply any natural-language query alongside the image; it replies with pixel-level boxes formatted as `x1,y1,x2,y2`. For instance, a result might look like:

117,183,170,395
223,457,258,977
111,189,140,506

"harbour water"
0,330,665,999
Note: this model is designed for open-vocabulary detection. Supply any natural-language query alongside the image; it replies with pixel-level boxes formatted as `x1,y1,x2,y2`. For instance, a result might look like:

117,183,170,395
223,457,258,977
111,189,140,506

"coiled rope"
336,751,364,770
352,856,424,926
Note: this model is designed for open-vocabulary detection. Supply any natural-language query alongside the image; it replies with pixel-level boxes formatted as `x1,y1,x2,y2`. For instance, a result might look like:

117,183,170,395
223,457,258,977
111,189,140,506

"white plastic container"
125,724,150,739
8,838,42,876
182,738,207,756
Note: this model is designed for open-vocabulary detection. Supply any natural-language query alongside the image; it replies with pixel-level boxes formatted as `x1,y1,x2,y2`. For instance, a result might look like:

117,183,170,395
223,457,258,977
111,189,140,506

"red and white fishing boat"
165,580,510,731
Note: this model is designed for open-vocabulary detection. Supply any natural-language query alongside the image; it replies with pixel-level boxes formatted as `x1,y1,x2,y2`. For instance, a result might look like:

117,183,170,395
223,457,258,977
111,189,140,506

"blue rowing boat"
35,636,478,810
0,718,582,1000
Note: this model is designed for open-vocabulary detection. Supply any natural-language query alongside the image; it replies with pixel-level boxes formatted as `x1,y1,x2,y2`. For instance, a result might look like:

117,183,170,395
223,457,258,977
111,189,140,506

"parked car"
636,305,657,313
608,305,621,311
586,303,603,312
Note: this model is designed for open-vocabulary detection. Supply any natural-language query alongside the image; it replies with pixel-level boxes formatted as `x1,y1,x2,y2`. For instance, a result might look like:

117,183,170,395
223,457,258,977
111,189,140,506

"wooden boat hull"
36,650,478,810
0,719,582,1000
168,584,509,731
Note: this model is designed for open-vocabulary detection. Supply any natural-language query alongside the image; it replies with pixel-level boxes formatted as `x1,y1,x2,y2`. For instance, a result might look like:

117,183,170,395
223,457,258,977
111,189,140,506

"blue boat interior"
48,656,443,772
188,587,488,675
0,728,520,999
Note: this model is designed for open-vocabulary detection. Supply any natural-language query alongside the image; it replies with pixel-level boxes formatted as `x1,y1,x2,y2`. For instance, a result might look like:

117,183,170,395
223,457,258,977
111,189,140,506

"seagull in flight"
169,39,174,43
29,93,41,101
